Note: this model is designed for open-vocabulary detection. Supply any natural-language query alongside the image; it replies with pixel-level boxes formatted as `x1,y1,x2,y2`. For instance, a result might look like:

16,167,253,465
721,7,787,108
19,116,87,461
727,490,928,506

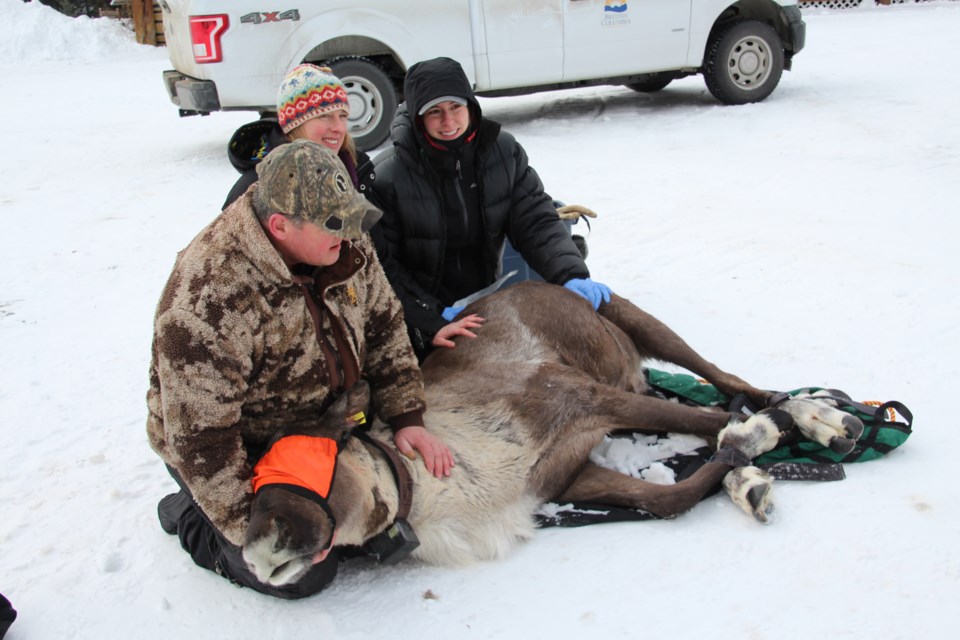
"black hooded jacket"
367,57,589,358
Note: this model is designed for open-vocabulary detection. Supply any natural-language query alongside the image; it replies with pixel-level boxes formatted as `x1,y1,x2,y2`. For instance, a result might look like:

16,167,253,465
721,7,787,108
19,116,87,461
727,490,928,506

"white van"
160,0,805,149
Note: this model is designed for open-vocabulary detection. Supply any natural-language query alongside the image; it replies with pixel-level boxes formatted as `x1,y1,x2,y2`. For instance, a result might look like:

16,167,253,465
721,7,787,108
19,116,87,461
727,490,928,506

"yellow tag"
349,411,367,425
346,286,358,305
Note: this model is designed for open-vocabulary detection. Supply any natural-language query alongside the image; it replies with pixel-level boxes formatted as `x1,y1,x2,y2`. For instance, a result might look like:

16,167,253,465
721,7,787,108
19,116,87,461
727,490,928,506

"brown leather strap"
359,433,414,521
298,283,344,391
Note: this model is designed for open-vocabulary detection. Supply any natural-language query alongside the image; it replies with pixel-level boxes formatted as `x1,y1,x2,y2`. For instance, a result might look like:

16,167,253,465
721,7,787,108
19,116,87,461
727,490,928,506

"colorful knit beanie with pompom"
276,64,350,134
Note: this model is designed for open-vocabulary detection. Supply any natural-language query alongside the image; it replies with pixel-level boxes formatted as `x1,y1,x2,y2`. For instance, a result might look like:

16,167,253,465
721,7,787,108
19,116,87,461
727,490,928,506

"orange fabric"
251,435,339,498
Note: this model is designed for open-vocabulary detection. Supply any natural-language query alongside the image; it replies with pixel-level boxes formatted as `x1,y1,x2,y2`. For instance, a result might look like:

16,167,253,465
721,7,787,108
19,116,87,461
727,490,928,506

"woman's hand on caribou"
432,313,485,349
563,278,612,310
395,425,456,478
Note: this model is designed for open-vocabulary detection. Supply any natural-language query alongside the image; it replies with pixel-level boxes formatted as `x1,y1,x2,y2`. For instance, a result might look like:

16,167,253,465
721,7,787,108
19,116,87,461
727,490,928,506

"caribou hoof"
777,395,864,452
841,413,865,441
718,408,795,460
723,466,775,524
829,435,856,455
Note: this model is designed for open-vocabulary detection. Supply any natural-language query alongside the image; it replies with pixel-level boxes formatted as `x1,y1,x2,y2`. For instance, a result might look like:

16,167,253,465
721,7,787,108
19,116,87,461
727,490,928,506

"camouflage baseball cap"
256,139,382,239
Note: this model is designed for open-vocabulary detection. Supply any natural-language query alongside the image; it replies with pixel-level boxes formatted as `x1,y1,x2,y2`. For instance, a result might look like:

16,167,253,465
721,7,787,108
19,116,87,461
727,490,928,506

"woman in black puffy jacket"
367,57,611,360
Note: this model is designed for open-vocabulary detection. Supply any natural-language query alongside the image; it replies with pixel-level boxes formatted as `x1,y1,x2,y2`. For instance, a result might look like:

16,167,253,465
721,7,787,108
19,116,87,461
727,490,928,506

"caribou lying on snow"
242,282,863,586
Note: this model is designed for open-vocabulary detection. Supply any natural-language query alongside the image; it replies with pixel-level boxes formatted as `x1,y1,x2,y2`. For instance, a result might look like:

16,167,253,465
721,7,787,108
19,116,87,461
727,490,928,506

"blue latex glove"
441,306,465,322
563,278,612,310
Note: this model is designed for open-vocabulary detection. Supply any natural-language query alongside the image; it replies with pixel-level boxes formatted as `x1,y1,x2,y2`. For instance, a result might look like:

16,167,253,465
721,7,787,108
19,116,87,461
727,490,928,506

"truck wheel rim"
726,35,771,90
340,75,383,137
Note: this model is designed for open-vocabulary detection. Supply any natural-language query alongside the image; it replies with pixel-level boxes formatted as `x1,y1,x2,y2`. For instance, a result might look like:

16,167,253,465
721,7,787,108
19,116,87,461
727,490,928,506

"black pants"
162,466,340,599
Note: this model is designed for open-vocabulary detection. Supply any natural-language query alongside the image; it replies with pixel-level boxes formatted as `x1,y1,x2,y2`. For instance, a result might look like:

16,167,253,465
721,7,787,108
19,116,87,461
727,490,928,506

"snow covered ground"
1,1,958,638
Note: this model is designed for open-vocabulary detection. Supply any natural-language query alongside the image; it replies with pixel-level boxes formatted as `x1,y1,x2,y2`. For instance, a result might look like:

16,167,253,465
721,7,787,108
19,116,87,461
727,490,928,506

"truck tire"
626,73,673,93
703,20,784,105
328,57,398,151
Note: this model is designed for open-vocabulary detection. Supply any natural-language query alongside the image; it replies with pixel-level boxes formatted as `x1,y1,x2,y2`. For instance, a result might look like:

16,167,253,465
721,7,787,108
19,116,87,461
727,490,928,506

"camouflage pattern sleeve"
153,307,256,546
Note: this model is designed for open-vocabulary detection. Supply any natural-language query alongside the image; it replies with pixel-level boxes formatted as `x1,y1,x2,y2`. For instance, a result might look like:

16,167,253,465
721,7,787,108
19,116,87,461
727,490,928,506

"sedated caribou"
242,282,864,586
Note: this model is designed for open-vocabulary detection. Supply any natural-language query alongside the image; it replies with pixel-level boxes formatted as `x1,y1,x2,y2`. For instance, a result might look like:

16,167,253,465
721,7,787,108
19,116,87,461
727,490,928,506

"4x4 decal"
240,10,301,25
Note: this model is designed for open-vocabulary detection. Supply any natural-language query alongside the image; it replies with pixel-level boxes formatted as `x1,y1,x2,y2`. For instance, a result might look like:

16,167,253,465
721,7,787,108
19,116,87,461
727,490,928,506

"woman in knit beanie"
223,64,372,209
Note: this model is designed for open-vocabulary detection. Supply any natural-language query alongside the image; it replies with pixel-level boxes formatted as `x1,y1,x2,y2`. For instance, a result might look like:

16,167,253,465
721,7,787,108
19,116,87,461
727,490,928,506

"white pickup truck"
161,0,805,150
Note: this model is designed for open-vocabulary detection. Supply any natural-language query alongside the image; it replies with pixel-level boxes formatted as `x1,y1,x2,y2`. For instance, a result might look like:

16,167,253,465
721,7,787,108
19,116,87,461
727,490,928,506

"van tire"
327,57,398,151
703,20,784,105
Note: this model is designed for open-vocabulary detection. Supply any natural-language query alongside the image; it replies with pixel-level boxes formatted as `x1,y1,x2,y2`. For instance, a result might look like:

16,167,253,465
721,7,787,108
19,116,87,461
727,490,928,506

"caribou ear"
344,380,371,426
320,381,371,442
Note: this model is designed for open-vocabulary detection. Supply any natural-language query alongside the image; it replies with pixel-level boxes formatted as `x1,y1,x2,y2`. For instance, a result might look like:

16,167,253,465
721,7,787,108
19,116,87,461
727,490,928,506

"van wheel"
703,20,784,105
328,57,398,151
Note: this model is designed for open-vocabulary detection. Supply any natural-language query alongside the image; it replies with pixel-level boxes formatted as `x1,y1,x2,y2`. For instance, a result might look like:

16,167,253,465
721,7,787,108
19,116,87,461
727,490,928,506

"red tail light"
189,14,229,64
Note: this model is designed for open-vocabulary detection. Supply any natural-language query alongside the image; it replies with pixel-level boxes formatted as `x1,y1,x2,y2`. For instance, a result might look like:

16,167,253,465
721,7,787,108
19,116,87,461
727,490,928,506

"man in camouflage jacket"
146,140,453,598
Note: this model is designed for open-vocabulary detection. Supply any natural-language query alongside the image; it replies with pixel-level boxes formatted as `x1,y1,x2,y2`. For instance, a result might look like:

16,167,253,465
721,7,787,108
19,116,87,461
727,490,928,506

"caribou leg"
520,365,761,501
776,394,865,454
555,461,732,519
723,466,775,523
552,406,793,521
530,363,737,438
600,295,774,408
